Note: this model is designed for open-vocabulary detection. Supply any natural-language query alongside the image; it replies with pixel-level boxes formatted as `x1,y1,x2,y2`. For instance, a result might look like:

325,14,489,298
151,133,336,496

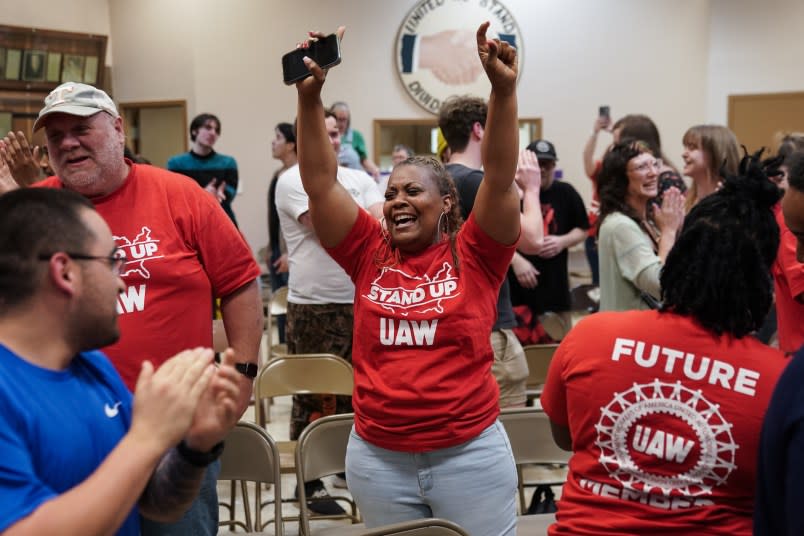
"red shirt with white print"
772,204,804,354
541,310,786,535
39,163,260,388
327,209,516,451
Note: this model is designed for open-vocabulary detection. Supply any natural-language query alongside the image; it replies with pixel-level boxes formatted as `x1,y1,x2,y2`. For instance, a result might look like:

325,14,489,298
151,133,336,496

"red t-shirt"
541,310,786,535
327,209,516,451
772,204,804,354
38,163,261,388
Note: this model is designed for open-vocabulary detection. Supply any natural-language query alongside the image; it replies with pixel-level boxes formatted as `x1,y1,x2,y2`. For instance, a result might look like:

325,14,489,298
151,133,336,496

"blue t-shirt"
0,345,137,535
755,346,802,535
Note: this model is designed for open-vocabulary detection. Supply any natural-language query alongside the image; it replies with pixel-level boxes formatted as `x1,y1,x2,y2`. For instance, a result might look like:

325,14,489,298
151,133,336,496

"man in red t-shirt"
1,82,262,536
542,154,787,535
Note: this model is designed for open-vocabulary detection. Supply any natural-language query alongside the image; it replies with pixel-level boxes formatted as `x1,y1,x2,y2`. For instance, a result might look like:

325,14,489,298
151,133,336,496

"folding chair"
522,343,559,402
265,286,289,358
498,407,568,530
295,413,361,535
253,354,355,528
218,421,284,535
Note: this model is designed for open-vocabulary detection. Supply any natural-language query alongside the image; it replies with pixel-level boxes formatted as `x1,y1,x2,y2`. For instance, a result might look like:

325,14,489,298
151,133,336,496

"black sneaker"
296,479,346,516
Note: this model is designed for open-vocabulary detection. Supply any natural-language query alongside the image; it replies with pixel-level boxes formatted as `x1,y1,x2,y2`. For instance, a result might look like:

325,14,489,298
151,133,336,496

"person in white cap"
0,81,263,536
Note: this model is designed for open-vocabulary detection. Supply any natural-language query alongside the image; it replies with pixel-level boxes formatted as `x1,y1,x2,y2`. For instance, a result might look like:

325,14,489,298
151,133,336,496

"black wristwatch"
235,362,258,379
176,440,225,467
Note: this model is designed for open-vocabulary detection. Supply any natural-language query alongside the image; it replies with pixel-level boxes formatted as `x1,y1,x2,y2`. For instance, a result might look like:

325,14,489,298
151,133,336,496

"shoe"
331,472,348,489
296,479,346,516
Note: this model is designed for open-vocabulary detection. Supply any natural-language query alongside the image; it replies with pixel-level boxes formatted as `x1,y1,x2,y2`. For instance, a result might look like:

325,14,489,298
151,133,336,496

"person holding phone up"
290,23,520,535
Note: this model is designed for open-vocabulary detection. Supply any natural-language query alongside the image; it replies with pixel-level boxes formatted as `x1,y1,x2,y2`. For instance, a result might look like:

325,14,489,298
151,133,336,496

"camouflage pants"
287,302,354,440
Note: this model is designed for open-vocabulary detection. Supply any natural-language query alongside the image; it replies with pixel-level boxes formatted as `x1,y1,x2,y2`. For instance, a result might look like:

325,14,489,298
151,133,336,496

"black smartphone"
599,105,610,119
282,33,341,85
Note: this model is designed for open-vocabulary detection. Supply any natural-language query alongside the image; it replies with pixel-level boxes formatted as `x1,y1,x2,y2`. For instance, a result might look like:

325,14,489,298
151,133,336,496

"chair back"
523,344,558,391
296,413,355,535
270,285,288,316
499,407,570,466
254,353,354,432
218,421,284,535
359,517,471,535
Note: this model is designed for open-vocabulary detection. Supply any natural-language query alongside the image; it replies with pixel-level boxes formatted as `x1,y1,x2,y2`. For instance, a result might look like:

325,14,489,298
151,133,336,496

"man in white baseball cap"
0,82,263,536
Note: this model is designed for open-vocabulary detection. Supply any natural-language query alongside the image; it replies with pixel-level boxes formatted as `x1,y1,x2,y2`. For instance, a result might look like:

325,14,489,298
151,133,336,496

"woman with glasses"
597,139,685,311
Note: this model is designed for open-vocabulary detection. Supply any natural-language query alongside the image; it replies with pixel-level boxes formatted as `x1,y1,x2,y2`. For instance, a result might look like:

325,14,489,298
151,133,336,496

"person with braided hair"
290,23,523,534
542,152,786,535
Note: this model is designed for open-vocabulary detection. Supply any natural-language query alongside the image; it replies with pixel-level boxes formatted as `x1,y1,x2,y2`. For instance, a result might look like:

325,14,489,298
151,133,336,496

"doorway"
119,100,187,167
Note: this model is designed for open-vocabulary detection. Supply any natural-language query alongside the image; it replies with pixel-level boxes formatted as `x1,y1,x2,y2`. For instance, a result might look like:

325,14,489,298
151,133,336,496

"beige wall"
3,0,803,257
106,0,711,255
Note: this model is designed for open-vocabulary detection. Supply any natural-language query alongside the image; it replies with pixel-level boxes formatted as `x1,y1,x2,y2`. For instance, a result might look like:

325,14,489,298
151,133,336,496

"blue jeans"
140,459,220,536
346,421,517,536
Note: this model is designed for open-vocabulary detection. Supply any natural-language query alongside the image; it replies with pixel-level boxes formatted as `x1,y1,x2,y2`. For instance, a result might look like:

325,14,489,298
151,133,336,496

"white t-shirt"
275,164,383,304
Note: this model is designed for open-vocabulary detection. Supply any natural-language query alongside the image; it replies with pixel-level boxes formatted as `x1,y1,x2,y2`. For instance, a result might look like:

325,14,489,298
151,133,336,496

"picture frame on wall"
61,54,84,83
5,49,22,80
46,52,62,82
22,50,47,82
83,55,98,85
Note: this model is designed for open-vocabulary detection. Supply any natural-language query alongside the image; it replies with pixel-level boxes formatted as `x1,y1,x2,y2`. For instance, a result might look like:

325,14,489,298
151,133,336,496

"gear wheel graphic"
595,379,737,497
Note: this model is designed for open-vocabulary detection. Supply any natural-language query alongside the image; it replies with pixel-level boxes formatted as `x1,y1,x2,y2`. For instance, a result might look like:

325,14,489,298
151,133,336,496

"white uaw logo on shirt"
363,262,459,316
594,379,737,506
114,226,164,315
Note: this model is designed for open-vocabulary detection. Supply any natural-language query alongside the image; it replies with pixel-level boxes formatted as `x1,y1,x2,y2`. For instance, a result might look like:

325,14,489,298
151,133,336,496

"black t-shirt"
508,180,589,314
446,163,516,329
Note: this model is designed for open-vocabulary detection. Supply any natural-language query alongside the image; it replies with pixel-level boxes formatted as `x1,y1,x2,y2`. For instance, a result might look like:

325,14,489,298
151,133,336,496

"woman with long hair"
596,140,685,311
682,124,740,210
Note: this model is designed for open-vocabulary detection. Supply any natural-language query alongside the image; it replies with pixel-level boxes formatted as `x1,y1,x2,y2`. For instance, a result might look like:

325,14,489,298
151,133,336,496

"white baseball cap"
34,82,119,131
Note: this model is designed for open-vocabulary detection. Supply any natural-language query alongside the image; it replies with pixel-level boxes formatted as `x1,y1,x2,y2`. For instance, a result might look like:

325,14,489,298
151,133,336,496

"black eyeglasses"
38,251,127,276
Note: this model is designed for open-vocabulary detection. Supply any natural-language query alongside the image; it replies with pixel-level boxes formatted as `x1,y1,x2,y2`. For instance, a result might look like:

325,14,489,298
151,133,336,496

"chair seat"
516,513,556,535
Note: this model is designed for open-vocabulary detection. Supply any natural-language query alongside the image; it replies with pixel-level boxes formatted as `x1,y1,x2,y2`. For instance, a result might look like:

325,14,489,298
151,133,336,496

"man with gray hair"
0,82,263,536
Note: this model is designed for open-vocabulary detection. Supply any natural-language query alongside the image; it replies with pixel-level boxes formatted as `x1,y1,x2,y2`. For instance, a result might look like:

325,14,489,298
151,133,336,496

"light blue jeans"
346,421,517,536
140,459,220,536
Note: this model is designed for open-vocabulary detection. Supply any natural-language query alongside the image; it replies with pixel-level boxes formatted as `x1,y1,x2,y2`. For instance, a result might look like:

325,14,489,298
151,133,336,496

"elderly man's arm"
220,279,263,416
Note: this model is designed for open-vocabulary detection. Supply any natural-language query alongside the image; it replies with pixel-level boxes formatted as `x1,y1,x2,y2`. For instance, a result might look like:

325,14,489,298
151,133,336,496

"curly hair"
660,150,781,337
596,139,654,233
0,188,94,313
437,96,487,153
375,156,464,270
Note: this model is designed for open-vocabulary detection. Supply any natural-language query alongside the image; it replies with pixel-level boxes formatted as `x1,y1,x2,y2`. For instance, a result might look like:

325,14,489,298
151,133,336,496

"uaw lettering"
364,262,460,347
595,379,738,507
395,0,523,114
114,226,164,314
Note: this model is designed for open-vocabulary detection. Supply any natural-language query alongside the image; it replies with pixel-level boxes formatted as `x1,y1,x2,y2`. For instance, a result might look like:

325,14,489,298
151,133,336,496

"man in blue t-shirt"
0,187,241,536
167,113,240,226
